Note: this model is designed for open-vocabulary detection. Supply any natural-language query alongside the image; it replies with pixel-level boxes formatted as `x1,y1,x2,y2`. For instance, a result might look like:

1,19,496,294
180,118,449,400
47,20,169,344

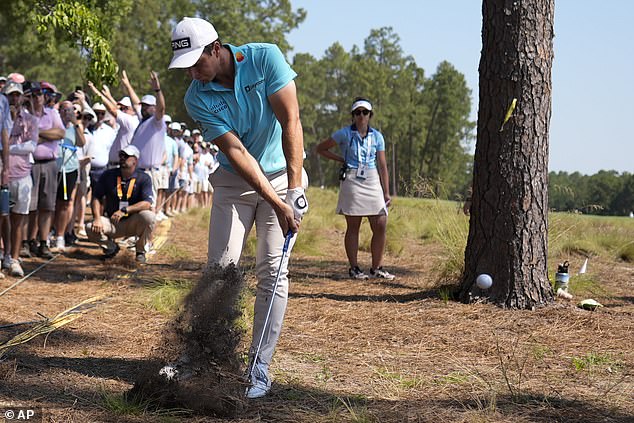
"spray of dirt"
128,264,247,417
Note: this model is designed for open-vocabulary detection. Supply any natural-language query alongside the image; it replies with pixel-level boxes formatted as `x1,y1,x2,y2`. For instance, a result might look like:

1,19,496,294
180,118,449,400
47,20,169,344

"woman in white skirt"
316,98,394,280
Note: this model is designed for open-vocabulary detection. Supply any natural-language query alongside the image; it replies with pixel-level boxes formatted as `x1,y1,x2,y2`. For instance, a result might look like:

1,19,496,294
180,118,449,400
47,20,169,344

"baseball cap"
140,94,156,106
164,114,172,123
192,129,201,135
117,96,132,108
82,108,96,119
40,81,59,93
0,76,6,82
120,145,140,159
23,81,41,95
183,129,191,137
169,17,219,69
7,73,25,84
3,81,23,95
351,99,372,112
92,102,107,112
168,122,182,131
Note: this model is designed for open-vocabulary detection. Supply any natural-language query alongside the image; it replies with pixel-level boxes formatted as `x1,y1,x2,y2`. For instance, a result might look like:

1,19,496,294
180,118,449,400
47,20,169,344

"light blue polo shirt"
332,125,385,169
58,126,79,173
184,43,297,175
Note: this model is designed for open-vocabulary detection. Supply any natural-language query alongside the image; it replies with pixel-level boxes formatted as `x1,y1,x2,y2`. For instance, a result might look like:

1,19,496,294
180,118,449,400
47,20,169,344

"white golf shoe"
246,361,271,399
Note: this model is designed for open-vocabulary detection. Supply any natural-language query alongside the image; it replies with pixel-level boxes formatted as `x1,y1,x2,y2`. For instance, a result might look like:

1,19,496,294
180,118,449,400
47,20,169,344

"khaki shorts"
9,175,33,215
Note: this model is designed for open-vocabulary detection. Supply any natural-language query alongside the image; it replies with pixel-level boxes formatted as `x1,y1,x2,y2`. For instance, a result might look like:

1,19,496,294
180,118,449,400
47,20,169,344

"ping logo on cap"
172,37,191,51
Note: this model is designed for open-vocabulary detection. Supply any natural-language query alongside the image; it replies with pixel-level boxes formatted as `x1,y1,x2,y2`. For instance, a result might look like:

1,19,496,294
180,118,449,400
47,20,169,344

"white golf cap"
92,102,106,112
183,129,191,137
164,114,172,123
192,129,201,135
169,17,219,69
117,96,132,108
141,94,156,106
120,145,140,159
351,99,372,112
168,122,182,131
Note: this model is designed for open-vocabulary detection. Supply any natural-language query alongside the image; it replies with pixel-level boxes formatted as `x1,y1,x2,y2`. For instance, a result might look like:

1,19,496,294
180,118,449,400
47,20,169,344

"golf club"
246,230,294,386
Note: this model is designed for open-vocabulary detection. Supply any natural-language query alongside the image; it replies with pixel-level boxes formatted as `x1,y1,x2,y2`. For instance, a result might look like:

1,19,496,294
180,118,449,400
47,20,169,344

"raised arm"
88,81,118,118
121,70,141,110
149,71,165,122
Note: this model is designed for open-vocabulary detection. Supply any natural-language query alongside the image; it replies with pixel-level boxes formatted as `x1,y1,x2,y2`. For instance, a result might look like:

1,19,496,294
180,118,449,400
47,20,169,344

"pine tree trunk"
459,0,555,308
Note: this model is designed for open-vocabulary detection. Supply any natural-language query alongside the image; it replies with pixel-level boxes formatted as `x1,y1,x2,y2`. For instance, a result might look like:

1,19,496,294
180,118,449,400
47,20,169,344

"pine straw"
269,254,634,422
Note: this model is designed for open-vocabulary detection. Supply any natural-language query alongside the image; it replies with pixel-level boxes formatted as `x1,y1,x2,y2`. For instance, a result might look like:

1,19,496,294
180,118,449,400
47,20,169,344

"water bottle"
555,261,570,292
0,186,9,216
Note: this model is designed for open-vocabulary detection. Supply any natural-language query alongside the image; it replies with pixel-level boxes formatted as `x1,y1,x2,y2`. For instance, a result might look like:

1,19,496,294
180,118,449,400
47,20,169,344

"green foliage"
295,28,475,199
549,170,634,216
34,0,130,84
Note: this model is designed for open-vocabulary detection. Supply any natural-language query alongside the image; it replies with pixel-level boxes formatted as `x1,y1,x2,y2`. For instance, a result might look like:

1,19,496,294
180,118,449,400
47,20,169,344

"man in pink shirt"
25,81,65,259
4,81,38,276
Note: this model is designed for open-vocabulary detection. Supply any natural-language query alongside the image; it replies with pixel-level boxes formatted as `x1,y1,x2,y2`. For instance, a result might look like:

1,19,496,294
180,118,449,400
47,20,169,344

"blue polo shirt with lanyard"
332,124,385,169
184,43,297,175
57,126,80,173
93,168,153,217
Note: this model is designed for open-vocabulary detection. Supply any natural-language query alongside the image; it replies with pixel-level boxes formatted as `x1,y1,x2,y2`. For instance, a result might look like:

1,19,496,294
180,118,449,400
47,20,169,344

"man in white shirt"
87,74,140,168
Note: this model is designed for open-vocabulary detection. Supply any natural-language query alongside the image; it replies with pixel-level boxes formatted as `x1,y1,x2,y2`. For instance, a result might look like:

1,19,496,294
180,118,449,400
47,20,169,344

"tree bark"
459,0,555,308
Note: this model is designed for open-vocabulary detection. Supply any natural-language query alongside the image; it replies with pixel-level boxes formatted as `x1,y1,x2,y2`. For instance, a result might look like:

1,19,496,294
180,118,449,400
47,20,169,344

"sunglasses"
353,109,370,116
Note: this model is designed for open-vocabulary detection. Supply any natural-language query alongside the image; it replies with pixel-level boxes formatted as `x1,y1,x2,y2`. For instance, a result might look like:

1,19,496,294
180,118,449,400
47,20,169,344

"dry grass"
0,194,632,422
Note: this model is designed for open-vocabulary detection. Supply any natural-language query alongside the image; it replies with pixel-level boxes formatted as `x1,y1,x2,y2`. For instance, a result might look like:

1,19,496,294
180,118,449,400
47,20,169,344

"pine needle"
0,296,106,359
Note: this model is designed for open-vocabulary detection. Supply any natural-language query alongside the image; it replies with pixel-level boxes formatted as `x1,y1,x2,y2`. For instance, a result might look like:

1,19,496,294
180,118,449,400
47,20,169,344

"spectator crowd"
0,71,219,277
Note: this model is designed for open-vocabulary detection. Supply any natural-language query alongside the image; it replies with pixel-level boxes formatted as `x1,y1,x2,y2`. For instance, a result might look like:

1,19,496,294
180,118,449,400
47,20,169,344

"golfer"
316,98,395,280
169,17,308,399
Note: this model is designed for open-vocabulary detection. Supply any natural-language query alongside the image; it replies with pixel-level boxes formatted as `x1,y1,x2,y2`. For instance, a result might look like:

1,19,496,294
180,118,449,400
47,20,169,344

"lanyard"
116,176,136,201
349,131,374,166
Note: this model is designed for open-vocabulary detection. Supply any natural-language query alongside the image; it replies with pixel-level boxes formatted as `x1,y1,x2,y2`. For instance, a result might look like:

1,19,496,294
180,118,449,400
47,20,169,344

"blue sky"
287,1,634,175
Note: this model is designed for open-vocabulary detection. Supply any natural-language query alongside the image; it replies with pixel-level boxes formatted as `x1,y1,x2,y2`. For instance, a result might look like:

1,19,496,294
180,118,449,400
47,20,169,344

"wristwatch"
120,207,128,216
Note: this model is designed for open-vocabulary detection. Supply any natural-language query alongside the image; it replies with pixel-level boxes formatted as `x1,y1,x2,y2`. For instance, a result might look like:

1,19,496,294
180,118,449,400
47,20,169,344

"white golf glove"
285,187,308,222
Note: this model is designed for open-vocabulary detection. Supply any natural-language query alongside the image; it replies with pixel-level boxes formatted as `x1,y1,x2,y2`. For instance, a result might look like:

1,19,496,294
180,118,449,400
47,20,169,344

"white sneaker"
9,260,24,278
77,225,87,238
370,267,395,280
156,211,168,221
246,361,271,399
349,266,369,280
55,236,65,251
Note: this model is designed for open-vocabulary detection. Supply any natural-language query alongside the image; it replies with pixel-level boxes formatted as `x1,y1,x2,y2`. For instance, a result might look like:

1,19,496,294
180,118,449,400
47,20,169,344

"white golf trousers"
207,166,308,365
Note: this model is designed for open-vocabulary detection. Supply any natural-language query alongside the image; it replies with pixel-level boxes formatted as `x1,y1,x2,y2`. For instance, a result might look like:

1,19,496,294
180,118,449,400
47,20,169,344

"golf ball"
476,274,493,289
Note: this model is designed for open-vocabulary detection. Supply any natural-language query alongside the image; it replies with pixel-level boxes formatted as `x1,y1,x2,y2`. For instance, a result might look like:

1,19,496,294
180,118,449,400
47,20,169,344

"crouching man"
87,145,155,263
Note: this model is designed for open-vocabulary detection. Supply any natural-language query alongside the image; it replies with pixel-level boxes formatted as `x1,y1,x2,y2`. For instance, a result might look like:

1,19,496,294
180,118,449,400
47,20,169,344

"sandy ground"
0,211,632,422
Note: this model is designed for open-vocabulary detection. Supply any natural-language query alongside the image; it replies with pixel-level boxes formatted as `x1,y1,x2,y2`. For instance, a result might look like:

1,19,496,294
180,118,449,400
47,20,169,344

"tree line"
549,170,634,216
0,0,475,199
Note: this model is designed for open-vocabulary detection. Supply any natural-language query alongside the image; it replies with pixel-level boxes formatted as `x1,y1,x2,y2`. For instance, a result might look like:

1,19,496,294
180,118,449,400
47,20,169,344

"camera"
338,164,348,181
